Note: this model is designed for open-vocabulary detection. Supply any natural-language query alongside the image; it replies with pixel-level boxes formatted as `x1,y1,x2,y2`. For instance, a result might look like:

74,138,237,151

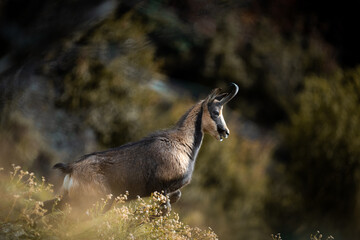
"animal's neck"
175,101,204,161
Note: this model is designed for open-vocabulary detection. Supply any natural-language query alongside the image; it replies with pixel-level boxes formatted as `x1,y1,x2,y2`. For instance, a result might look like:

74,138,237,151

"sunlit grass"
0,165,333,240
0,165,218,240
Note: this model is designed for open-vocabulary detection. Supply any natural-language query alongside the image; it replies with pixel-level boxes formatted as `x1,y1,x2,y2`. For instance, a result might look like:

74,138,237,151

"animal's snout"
218,127,230,141
223,129,230,138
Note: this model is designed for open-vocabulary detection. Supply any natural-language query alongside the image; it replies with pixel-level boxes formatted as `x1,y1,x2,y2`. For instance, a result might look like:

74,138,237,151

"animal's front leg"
159,190,182,216
168,189,181,204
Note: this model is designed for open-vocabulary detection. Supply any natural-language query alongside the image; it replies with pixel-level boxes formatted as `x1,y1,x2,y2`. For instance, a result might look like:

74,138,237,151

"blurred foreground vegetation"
1,0,360,239
0,166,334,240
0,166,218,240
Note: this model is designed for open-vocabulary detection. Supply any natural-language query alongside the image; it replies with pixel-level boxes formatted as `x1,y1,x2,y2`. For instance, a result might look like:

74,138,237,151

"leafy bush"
267,67,360,238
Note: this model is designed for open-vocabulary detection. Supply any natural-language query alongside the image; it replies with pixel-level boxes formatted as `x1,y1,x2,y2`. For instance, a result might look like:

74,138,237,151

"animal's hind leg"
102,195,115,213
43,193,69,215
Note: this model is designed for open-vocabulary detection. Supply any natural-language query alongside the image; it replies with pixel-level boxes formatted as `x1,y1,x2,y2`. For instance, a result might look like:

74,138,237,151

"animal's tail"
53,162,72,174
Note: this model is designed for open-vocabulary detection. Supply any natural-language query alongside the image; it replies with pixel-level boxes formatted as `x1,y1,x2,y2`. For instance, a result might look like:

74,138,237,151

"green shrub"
267,67,360,238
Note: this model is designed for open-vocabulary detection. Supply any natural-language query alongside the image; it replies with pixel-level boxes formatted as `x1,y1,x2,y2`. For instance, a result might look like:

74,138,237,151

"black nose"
218,127,229,136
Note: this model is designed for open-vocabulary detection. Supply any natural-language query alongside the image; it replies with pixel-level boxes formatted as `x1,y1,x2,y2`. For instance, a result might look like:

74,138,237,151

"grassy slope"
0,165,217,240
0,165,334,240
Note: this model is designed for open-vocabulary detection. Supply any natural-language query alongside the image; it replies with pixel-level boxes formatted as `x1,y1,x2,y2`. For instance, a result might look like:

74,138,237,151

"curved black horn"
219,83,239,105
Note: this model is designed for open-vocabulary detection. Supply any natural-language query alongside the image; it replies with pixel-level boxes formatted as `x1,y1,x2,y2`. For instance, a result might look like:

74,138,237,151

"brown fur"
46,84,238,214
202,102,221,139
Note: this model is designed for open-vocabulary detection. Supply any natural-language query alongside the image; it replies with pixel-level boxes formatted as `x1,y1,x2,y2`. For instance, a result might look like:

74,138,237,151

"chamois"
44,83,239,214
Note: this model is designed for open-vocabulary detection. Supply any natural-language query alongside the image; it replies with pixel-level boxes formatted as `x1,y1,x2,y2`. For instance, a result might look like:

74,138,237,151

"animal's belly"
157,162,194,193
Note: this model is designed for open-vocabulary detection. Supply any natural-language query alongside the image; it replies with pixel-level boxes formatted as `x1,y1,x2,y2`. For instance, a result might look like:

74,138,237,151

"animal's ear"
205,83,239,104
214,93,229,101
205,88,222,103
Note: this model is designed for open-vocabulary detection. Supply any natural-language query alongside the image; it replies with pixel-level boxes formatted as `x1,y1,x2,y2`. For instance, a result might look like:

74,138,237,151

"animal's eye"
212,110,220,117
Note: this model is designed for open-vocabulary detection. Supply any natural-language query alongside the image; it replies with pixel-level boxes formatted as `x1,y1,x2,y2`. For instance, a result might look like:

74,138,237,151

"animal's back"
60,132,193,199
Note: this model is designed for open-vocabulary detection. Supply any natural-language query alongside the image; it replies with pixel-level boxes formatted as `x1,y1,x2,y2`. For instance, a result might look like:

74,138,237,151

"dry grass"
0,165,218,240
0,165,334,240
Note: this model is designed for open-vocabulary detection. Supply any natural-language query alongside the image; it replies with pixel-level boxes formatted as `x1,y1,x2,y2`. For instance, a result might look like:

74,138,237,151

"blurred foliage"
0,166,218,240
135,1,338,126
271,231,334,240
0,166,334,240
0,112,55,177
54,13,176,147
203,12,248,87
202,14,338,126
266,67,360,239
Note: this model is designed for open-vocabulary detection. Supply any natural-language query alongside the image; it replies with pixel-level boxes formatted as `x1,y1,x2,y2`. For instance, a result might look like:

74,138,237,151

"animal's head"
202,83,239,141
